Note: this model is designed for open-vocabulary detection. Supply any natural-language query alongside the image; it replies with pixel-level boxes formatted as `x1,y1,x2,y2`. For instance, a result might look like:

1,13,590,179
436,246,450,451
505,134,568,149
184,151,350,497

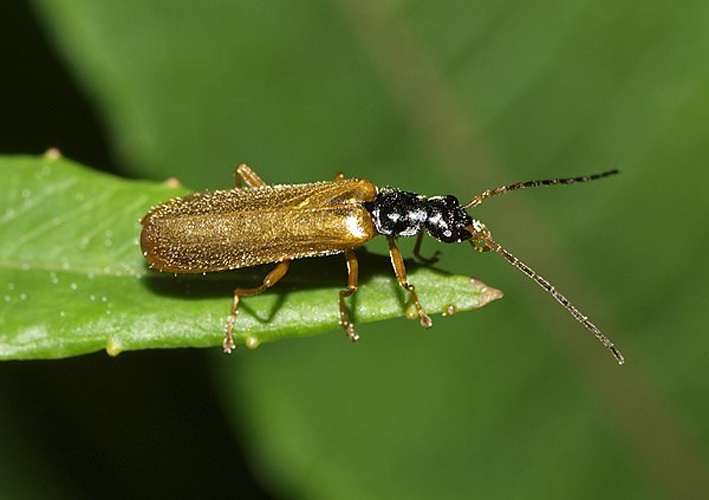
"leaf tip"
470,278,504,304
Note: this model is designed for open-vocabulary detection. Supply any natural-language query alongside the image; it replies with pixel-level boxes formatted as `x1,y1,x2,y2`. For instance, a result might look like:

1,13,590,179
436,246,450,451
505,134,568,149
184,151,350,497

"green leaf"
0,154,500,360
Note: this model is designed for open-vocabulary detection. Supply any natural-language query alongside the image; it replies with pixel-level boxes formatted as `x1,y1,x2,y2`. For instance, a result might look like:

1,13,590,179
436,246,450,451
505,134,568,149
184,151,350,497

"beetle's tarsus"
343,323,360,342
419,311,433,329
223,316,236,353
222,337,235,354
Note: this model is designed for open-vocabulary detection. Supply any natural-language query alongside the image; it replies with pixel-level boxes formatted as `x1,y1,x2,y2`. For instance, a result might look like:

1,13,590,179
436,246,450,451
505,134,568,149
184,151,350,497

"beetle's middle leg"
339,249,360,342
235,163,267,188
224,260,291,353
387,237,433,329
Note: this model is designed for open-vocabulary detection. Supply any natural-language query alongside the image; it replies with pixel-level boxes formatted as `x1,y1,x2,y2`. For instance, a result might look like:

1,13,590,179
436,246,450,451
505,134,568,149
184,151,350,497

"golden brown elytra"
140,164,624,364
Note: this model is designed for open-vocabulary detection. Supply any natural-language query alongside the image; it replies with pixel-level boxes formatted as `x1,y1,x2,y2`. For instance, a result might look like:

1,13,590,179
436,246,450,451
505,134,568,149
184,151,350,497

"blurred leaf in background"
1,0,708,498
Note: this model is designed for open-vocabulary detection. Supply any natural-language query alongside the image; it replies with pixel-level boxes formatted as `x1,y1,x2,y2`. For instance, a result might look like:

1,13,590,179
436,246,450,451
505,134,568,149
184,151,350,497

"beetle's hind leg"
224,260,290,353
339,249,360,342
234,163,267,188
387,237,433,329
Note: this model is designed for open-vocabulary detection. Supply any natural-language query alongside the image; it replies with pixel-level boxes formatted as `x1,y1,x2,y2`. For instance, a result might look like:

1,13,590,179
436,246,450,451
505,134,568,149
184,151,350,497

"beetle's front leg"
387,237,432,329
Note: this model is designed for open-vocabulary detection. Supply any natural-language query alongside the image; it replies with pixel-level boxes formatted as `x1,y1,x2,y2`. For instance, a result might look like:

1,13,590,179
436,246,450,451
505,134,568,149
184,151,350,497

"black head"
366,188,473,243
424,195,474,243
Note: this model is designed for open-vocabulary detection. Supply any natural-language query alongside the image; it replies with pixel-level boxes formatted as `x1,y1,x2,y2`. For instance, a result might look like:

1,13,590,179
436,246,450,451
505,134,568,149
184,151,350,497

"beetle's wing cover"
140,179,378,272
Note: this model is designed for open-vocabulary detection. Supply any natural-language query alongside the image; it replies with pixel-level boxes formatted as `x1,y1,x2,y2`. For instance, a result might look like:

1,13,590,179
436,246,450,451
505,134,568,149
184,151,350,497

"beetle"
140,164,624,364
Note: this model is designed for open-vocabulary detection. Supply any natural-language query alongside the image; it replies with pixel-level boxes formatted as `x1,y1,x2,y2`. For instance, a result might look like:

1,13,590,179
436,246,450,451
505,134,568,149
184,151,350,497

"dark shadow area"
141,251,394,328
0,351,273,499
139,249,442,325
141,250,393,299
0,2,116,172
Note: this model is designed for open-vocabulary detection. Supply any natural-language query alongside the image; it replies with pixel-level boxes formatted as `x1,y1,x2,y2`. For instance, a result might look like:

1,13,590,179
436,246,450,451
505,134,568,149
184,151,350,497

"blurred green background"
2,0,708,498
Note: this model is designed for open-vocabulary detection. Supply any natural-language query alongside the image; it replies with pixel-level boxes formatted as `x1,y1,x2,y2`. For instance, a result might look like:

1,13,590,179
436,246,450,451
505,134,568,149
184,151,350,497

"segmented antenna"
476,235,624,364
462,169,623,363
463,170,618,209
